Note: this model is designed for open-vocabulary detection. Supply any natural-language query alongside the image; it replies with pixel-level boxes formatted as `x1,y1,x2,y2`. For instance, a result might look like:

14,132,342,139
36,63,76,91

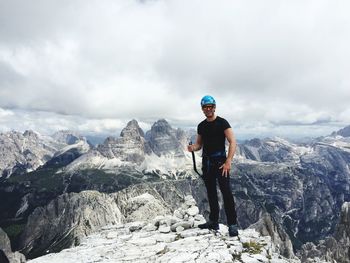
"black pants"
202,157,237,225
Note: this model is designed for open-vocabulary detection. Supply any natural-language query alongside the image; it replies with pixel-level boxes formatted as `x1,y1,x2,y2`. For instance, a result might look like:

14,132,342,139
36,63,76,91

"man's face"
202,104,216,118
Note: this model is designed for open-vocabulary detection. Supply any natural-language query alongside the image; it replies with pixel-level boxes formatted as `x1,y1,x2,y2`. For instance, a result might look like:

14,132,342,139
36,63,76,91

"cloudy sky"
0,0,349,140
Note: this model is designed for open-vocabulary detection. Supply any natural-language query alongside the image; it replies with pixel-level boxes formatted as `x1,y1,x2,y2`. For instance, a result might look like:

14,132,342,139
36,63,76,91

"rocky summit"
28,195,300,263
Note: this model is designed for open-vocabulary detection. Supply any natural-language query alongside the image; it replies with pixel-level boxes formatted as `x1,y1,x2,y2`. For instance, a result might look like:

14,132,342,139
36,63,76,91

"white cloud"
0,0,349,138
0,107,14,118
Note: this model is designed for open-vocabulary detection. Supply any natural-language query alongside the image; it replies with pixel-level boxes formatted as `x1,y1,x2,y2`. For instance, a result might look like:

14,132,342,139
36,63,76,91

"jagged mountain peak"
146,119,186,157
103,136,117,143
120,119,144,138
23,129,40,139
153,118,171,126
96,120,149,162
126,119,140,127
51,130,86,145
0,130,19,136
244,138,263,147
331,125,350,137
150,118,173,134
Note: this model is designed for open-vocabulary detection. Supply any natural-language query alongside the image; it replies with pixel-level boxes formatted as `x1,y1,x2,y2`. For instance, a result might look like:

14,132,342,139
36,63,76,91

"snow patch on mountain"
320,135,350,153
64,150,126,172
53,140,90,157
237,137,313,165
140,153,195,178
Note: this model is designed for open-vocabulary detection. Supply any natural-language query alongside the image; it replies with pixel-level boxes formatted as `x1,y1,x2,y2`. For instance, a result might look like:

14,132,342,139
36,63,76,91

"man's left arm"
220,128,237,177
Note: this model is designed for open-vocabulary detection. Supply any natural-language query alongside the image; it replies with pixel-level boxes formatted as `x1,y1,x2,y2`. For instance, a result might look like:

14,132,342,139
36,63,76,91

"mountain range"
1,119,350,262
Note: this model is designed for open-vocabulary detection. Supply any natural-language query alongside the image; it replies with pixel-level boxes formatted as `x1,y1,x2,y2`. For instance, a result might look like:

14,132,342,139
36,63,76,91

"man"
187,95,239,237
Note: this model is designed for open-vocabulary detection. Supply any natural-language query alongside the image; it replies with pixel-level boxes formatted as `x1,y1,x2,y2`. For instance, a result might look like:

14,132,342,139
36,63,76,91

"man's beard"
205,110,215,117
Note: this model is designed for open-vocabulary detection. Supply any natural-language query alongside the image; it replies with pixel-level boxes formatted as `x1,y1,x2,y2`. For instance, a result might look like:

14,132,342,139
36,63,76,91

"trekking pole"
189,141,202,177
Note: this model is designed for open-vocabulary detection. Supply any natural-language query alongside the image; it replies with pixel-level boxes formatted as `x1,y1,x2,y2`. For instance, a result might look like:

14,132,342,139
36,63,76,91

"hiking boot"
228,224,239,237
198,221,219,230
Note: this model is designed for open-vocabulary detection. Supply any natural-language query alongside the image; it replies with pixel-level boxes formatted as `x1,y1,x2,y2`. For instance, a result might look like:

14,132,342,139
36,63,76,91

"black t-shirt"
197,116,231,156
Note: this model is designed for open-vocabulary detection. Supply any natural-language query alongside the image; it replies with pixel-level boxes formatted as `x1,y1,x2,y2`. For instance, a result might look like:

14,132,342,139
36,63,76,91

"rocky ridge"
299,202,350,263
234,130,350,247
0,130,90,178
65,119,191,177
331,125,350,137
236,137,310,164
248,213,295,259
28,195,300,263
0,131,57,178
16,179,208,259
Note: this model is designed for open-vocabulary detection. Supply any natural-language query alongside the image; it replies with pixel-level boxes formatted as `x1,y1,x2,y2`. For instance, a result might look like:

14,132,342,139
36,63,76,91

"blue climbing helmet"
200,95,216,107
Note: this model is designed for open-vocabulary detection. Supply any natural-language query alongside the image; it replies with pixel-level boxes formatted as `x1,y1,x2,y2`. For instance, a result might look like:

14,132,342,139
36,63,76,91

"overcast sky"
0,0,349,140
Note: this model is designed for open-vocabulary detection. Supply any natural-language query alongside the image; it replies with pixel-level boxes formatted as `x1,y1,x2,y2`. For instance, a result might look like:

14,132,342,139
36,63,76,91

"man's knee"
218,180,232,195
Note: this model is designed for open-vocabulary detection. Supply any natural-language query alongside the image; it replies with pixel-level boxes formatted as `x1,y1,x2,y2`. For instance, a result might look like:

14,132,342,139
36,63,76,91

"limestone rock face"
0,131,57,177
335,202,350,239
0,227,26,263
234,133,350,247
0,130,90,178
332,125,350,137
236,137,307,163
332,202,350,262
51,130,86,145
18,191,123,259
59,119,192,177
299,202,350,263
146,119,186,157
97,120,150,163
249,213,295,259
0,227,11,256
